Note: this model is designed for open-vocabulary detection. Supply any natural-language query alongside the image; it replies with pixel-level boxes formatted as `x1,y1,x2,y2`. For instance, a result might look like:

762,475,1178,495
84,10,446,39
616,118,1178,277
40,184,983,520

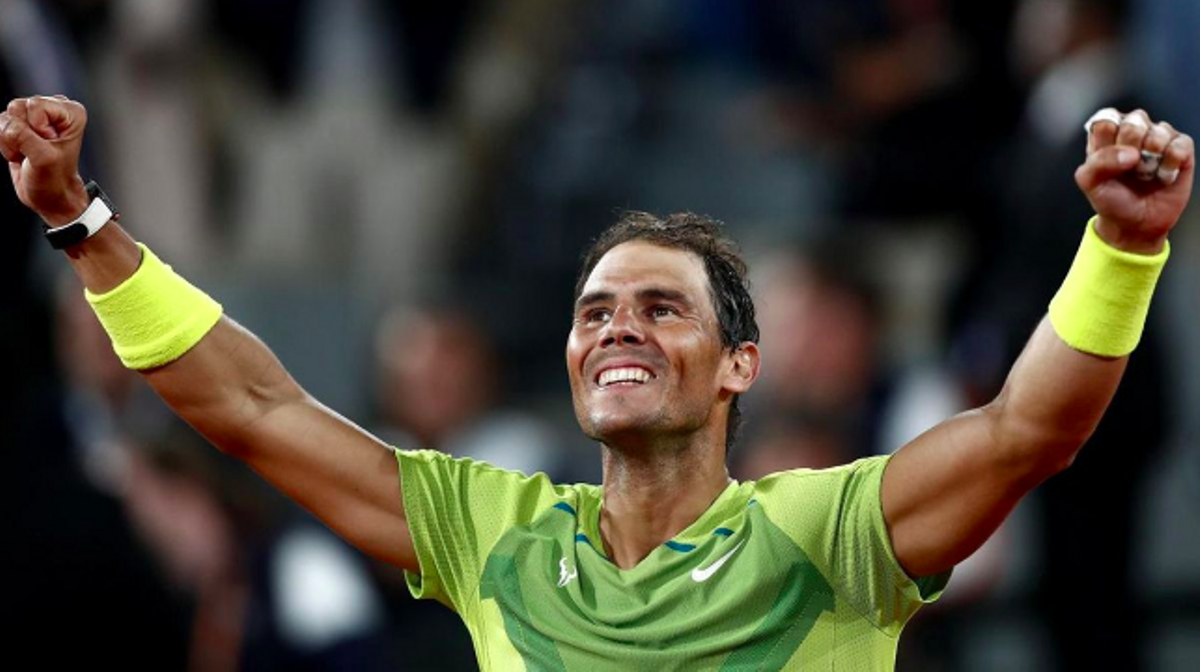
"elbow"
982,396,1089,485
204,370,306,460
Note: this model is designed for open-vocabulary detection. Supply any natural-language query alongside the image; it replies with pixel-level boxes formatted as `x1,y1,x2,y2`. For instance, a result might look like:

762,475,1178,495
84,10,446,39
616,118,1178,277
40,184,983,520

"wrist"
1093,215,1168,255
65,223,142,293
38,175,91,227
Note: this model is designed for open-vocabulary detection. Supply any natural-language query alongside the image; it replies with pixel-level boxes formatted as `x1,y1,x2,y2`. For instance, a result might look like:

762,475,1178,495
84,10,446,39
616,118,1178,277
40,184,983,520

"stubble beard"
577,395,704,455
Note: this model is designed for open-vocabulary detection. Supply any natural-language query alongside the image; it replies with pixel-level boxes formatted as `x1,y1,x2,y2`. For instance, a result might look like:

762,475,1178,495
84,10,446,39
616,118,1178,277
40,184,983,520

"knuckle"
66,100,87,123
32,95,60,113
1147,126,1172,147
1120,112,1148,128
1169,136,1195,156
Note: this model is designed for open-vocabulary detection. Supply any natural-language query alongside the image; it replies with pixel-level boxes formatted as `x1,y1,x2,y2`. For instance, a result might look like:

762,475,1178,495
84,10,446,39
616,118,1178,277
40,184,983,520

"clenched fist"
0,95,90,226
1077,108,1195,254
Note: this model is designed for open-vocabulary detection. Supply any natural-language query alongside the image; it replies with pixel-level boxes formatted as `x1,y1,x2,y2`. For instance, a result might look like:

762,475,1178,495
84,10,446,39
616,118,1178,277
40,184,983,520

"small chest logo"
691,539,746,583
557,557,578,588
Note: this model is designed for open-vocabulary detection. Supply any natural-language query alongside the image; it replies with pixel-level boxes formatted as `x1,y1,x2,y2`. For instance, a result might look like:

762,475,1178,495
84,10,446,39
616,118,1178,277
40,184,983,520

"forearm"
63,220,142,292
65,221,304,454
142,317,307,456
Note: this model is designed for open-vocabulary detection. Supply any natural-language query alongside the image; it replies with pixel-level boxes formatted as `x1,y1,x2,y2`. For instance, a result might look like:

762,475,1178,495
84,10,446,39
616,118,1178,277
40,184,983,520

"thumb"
1075,145,1141,192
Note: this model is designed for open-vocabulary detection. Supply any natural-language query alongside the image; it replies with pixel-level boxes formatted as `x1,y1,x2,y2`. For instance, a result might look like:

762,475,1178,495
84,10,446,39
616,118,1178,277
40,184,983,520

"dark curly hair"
574,211,760,454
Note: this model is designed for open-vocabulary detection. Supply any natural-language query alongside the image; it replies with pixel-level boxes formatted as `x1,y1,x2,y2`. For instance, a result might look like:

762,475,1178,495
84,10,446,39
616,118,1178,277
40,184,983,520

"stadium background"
3,0,1199,669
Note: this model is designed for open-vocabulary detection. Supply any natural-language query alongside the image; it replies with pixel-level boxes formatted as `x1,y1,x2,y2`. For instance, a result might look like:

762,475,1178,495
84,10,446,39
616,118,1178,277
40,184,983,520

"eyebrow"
574,287,693,312
575,290,615,312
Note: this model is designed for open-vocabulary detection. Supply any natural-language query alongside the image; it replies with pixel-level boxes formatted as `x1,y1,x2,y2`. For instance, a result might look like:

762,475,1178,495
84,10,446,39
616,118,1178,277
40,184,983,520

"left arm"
882,109,1194,578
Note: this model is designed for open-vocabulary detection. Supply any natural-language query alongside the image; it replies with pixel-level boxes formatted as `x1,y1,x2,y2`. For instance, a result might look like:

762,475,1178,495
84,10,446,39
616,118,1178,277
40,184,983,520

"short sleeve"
755,455,950,637
832,455,950,635
395,449,563,616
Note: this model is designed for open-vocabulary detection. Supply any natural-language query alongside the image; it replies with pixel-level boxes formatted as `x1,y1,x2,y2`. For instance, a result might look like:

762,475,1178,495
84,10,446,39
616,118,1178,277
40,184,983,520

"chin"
579,408,676,449
582,413,645,440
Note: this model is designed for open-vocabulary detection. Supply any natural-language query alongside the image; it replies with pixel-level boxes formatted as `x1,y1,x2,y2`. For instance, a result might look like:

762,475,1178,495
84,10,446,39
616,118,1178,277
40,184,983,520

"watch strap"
44,181,118,250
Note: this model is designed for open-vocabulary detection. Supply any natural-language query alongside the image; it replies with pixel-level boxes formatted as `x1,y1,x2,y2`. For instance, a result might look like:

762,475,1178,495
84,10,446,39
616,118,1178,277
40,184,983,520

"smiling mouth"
596,367,655,387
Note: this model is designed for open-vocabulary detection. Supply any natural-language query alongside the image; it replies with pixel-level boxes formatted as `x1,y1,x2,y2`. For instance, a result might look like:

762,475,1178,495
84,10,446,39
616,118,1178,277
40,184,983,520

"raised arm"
880,109,1194,577
1,96,417,570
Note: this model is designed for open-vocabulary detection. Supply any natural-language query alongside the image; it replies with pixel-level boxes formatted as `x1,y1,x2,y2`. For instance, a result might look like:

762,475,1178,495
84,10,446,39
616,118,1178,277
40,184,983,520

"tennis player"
2,96,1192,669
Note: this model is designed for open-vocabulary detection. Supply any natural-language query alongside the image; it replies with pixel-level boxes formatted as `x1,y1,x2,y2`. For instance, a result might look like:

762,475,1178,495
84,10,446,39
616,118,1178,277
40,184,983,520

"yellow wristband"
85,243,223,370
1048,217,1168,357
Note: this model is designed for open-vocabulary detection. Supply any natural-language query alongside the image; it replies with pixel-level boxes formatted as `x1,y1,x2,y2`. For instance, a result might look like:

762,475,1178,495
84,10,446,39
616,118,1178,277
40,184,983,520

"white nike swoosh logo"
691,539,746,583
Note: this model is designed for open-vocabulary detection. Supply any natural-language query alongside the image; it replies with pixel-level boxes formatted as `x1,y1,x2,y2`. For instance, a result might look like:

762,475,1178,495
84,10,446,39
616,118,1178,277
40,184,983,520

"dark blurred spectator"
5,278,190,668
735,419,848,478
373,305,562,478
123,422,392,672
1132,0,1200,135
832,0,1023,226
736,241,885,478
0,2,190,665
89,0,216,268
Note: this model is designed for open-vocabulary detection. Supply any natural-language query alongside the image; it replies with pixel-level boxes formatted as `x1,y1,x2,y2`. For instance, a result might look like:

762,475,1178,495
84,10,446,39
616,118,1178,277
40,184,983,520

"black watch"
43,181,119,250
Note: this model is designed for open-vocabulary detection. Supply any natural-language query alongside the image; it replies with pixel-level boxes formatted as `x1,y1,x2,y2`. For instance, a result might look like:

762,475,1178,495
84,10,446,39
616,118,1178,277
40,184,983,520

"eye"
581,308,612,324
650,305,679,319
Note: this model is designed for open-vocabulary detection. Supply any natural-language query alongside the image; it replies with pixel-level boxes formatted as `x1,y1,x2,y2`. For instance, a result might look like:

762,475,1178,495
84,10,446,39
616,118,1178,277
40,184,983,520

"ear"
722,342,760,394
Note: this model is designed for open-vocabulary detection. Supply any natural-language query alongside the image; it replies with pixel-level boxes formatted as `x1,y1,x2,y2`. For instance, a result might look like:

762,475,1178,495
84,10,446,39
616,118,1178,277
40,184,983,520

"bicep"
880,407,1033,578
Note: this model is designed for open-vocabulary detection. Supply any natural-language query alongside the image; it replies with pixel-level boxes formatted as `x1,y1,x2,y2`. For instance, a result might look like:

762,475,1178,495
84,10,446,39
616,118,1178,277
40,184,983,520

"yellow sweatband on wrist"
1048,216,1169,358
85,243,223,370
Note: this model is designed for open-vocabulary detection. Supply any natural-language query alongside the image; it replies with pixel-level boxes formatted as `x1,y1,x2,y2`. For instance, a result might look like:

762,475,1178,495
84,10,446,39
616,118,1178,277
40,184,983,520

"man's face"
566,241,750,449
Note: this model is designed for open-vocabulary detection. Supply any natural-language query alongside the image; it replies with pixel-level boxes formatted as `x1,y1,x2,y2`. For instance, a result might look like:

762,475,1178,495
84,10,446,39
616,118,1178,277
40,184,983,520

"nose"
600,305,645,348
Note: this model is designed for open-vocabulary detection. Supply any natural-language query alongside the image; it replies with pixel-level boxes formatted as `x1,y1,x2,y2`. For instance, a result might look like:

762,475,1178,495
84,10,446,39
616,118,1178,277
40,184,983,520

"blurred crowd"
4,0,1200,670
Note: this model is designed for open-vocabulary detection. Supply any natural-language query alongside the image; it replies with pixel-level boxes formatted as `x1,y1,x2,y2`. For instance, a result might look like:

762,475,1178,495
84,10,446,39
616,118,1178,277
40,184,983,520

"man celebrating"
2,95,1192,669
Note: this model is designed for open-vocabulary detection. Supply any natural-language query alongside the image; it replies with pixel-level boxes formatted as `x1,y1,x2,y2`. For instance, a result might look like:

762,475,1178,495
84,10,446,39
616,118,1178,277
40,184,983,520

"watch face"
84,181,119,217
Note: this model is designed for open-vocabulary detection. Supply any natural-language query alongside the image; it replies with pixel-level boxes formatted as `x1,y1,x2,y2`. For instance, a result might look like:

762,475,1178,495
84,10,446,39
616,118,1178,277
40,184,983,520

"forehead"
581,241,711,300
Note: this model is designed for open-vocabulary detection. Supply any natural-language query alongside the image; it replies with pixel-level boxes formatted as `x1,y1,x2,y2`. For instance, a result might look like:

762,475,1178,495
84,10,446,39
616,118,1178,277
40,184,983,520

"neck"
598,434,731,569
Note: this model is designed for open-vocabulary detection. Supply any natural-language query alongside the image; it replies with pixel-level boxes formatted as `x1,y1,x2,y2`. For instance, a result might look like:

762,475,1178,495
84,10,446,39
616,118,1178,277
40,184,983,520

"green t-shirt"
396,450,948,671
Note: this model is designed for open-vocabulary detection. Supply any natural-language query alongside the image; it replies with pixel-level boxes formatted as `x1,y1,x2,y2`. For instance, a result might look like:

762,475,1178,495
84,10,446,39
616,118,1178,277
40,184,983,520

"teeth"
598,367,652,386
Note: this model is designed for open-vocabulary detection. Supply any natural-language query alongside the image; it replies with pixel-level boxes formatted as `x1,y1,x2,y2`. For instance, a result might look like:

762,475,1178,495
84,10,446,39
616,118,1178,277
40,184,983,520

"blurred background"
3,0,1200,669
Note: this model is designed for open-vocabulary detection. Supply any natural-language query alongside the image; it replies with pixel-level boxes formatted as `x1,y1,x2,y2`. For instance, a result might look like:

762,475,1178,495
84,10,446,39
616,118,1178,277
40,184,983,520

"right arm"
2,95,418,570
